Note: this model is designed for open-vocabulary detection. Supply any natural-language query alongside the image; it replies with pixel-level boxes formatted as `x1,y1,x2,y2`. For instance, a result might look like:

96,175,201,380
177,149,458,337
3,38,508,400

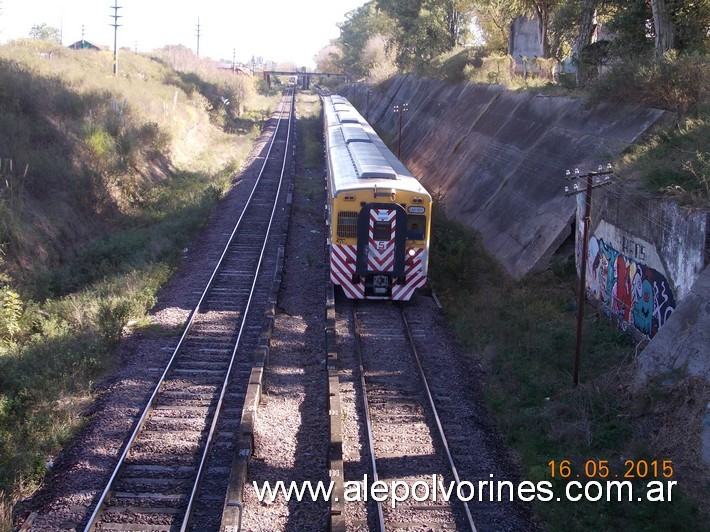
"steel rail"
181,89,295,531
400,305,477,532
352,303,387,532
83,90,295,532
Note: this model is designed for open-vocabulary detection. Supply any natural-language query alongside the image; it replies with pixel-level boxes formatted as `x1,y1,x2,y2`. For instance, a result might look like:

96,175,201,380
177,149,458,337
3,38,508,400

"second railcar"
323,95,432,301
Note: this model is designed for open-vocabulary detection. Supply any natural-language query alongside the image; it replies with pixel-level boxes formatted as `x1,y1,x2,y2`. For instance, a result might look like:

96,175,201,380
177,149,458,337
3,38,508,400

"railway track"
336,299,476,531
82,90,295,532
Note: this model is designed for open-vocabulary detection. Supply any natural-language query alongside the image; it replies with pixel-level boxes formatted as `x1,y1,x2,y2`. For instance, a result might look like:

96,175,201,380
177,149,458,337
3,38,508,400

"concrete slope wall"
343,75,670,278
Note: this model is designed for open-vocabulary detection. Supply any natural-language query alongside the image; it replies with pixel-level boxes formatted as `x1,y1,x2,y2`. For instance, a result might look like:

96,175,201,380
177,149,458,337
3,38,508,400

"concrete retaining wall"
584,186,708,340
344,75,671,279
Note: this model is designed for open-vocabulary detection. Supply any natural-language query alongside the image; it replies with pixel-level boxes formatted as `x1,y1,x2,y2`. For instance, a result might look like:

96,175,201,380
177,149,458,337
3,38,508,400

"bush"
590,52,710,113
97,298,131,346
464,54,516,85
428,46,486,83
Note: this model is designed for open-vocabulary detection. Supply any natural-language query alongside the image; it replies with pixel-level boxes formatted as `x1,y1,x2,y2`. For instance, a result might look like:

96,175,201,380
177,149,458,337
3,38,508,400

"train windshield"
373,221,391,241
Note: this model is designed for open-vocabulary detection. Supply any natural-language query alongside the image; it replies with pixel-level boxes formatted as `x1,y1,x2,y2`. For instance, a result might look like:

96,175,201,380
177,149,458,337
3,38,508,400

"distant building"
68,40,102,51
217,62,251,75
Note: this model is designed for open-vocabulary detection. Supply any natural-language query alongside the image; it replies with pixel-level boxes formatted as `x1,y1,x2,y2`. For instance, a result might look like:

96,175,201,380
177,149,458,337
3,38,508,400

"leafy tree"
571,0,600,58
604,0,655,57
604,0,710,58
375,0,476,70
362,34,399,81
514,0,563,57
673,0,710,53
29,23,61,43
314,44,343,73
336,1,395,78
442,0,478,48
334,0,708,80
473,0,518,53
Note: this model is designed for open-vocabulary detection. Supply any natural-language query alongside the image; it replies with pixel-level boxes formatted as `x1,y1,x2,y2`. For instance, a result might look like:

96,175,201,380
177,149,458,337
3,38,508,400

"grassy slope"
0,39,279,525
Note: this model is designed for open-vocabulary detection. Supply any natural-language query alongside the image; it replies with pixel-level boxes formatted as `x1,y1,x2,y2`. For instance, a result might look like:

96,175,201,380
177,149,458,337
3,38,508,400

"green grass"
429,202,708,530
295,92,324,172
617,114,710,204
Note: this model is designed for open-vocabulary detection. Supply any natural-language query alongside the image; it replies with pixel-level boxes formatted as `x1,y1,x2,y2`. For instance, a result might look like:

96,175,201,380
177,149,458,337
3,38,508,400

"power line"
196,17,201,57
393,103,408,159
110,0,123,76
565,164,614,385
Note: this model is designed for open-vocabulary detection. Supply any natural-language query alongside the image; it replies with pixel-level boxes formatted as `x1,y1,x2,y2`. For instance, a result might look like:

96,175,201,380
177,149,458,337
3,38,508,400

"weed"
0,287,23,342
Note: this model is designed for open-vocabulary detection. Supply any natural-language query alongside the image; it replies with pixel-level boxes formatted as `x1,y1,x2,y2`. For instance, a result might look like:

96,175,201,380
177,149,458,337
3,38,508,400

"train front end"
329,187,431,301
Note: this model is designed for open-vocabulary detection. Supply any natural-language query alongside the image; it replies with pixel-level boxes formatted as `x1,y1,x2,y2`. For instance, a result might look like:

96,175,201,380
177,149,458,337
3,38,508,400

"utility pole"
393,103,408,159
195,17,201,57
110,1,122,76
565,163,614,385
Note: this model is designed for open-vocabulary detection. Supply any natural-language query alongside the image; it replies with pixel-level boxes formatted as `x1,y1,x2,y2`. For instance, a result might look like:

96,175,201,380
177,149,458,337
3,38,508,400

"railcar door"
355,203,407,298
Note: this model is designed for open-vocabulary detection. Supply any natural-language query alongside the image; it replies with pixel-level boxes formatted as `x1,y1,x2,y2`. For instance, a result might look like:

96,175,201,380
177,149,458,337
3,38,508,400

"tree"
29,23,61,43
520,0,562,57
336,1,395,78
314,45,343,73
375,0,476,69
473,0,518,53
362,34,398,81
651,0,679,54
443,0,478,49
571,0,599,59
605,0,654,57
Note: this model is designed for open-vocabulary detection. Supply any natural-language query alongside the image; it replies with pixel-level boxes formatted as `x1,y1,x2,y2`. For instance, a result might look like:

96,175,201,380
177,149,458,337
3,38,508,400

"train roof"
324,95,429,197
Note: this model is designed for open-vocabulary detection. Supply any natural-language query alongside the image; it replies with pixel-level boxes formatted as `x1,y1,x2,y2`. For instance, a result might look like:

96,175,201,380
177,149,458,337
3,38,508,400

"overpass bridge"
262,70,349,89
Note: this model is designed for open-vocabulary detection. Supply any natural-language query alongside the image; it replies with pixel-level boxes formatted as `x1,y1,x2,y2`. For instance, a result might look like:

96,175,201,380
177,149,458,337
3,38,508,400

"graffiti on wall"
586,237,675,338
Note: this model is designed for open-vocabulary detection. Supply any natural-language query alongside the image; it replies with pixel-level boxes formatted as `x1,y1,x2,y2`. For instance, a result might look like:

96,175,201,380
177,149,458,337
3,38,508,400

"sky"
0,0,368,68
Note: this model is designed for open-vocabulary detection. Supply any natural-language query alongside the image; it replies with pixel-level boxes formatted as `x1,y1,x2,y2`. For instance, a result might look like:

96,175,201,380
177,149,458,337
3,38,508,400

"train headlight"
408,249,417,257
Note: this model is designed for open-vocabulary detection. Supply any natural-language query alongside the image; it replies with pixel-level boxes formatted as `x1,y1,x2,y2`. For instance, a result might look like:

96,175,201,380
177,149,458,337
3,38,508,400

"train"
323,95,432,301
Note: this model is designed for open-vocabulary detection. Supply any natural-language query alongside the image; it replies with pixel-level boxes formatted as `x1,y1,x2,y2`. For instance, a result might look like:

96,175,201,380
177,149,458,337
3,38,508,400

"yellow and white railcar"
323,95,432,300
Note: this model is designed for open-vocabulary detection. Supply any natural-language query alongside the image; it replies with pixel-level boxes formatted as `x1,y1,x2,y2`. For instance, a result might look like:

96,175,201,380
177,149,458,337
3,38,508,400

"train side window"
337,211,358,239
407,215,426,240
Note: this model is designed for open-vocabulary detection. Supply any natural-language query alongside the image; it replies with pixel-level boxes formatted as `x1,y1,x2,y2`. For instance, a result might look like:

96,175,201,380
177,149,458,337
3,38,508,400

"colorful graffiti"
586,237,676,338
